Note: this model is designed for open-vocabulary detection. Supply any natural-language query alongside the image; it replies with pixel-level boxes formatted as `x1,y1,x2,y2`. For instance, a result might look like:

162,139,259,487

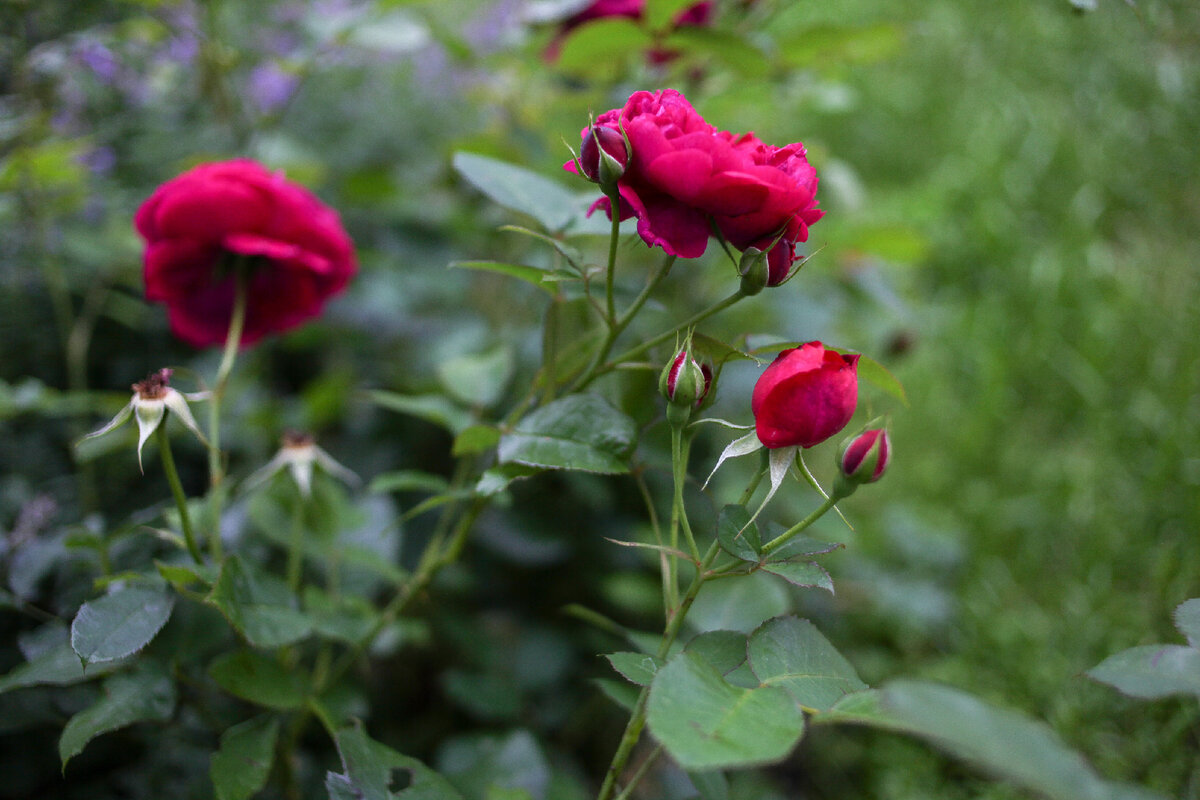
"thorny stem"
158,425,203,565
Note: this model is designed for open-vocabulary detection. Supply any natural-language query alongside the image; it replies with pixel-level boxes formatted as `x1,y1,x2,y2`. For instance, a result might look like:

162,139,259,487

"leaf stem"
759,493,844,556
158,425,202,564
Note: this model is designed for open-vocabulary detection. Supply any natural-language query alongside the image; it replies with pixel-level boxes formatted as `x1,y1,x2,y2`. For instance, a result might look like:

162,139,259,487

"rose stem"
158,425,203,565
206,269,248,560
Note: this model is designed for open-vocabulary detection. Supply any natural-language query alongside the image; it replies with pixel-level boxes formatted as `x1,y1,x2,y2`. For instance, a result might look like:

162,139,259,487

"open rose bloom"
567,89,822,279
135,159,356,347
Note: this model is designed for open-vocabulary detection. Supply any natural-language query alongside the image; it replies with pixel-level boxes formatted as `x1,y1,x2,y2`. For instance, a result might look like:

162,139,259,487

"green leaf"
368,390,474,435
761,561,834,594
498,394,636,474
604,652,664,686
759,528,844,562
207,555,313,649
748,617,866,711
329,722,465,800
855,354,908,406
556,19,653,75
778,22,905,68
211,714,280,800
687,770,730,800
647,651,805,770
208,649,306,710
688,572,791,634
716,504,761,562
436,345,514,408
1086,645,1200,700
662,28,770,77
70,585,175,666
304,586,380,644
452,152,583,233
452,425,502,457
449,261,556,295
59,664,176,767
683,630,752,687
155,560,217,590
644,0,698,29
854,680,1170,800
369,470,451,495
0,628,126,693
1174,598,1200,648
475,463,544,496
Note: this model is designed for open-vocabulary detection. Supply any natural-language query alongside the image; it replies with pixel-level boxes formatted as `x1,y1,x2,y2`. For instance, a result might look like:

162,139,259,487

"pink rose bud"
839,427,890,484
660,344,710,409
580,125,628,193
751,342,859,449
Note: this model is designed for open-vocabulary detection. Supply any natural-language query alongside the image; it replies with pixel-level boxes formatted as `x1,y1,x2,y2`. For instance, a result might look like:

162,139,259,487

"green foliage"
59,664,176,767
1088,598,1200,700
497,394,636,474
210,714,280,800
70,584,175,666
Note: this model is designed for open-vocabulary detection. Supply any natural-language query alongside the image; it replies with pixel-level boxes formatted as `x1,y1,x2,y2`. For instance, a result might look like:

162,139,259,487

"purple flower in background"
248,61,300,113
78,146,116,175
76,40,120,83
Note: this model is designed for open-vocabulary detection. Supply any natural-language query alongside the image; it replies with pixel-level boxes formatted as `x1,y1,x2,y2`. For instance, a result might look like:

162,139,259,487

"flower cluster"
135,159,356,348
567,89,822,283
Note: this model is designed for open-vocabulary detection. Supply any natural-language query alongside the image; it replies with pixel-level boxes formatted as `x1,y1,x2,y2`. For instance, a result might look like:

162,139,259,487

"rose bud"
660,343,710,409
580,125,628,194
751,342,859,449
838,427,890,485
738,247,768,296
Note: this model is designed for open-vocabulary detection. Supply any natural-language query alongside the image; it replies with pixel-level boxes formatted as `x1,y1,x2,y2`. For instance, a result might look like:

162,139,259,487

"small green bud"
738,247,768,296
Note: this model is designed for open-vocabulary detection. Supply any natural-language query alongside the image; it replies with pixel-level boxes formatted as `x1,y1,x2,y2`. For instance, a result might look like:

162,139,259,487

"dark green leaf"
716,504,760,562
452,152,582,232
475,463,543,496
155,560,217,590
761,561,834,593
593,677,639,712
647,651,804,770
1086,645,1200,699
0,628,126,693
604,652,664,686
207,555,313,648
452,425,502,457
304,586,380,644
208,649,306,710
748,617,866,711
330,722,465,800
368,390,474,435
59,664,176,767
683,630,748,677
369,470,451,495
211,714,280,800
70,585,175,666
498,394,636,474
758,527,844,562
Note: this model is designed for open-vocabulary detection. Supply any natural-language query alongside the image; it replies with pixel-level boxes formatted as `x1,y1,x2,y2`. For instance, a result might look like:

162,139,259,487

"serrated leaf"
761,561,834,593
1086,645,1200,700
605,652,664,686
498,394,636,474
855,680,1171,800
647,651,804,770
70,585,175,666
207,555,312,648
330,722,465,800
475,463,543,496
748,617,866,711
759,527,843,562
211,714,279,800
0,638,125,693
453,152,581,232
449,261,556,295
716,504,760,563
368,390,473,435
59,664,175,766
683,630,748,677
1174,598,1200,648
209,649,306,710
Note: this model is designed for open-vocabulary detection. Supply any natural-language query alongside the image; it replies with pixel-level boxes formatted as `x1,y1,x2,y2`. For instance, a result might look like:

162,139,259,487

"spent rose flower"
565,89,822,261
81,368,209,471
751,342,858,449
135,159,356,348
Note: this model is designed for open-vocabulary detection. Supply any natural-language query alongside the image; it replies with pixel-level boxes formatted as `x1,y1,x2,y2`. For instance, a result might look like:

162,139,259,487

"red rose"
751,342,858,449
565,90,822,261
135,159,356,348
839,427,891,484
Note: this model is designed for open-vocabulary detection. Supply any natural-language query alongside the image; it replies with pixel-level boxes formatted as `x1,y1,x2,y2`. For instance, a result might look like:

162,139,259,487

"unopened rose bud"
766,239,798,286
660,345,709,409
580,125,628,194
838,427,891,486
738,247,768,295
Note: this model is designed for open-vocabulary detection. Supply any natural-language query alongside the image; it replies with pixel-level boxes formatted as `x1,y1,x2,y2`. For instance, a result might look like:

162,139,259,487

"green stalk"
286,496,305,594
670,425,700,561
593,289,746,386
597,539,722,800
603,190,621,324
759,492,844,556
206,271,248,559
158,425,203,564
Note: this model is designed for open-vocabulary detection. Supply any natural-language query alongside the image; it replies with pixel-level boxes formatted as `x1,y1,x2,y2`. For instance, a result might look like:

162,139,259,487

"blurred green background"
1,0,1198,797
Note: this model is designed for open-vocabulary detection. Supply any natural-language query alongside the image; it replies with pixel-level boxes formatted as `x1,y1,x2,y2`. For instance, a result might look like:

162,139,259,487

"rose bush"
751,341,859,448
566,89,823,264
135,159,356,347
